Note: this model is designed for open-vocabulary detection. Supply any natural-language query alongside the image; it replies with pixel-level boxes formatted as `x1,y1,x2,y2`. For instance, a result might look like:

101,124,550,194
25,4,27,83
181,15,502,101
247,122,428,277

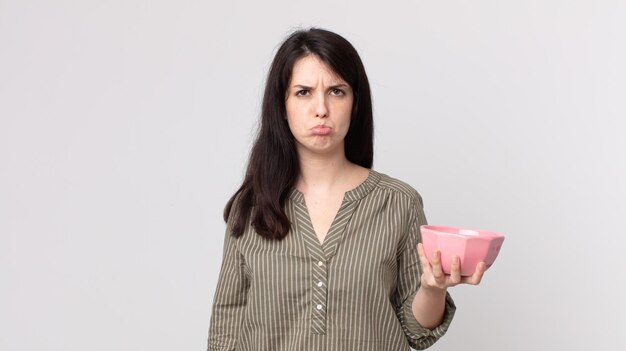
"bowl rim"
420,225,504,239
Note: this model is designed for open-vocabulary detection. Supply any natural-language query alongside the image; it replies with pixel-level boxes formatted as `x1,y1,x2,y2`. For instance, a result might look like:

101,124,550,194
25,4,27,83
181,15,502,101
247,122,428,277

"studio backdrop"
1,1,625,350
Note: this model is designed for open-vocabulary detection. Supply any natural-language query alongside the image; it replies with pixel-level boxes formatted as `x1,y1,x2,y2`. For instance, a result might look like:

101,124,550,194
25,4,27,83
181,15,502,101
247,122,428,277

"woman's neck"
295,149,363,194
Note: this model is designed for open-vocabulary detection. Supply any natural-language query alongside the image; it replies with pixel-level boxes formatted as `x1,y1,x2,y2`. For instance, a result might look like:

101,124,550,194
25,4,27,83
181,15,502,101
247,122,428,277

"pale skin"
285,54,486,330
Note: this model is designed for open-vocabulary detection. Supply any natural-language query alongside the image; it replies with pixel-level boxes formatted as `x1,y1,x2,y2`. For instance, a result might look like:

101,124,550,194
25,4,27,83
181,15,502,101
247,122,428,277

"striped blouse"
208,170,456,351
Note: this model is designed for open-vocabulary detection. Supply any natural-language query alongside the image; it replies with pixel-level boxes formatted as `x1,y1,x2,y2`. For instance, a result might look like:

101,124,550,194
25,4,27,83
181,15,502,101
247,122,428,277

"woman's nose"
314,94,328,118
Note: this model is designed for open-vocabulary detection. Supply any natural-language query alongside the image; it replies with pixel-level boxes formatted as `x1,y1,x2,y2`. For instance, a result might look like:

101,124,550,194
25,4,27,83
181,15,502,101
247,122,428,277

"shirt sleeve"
207,224,249,351
395,195,456,350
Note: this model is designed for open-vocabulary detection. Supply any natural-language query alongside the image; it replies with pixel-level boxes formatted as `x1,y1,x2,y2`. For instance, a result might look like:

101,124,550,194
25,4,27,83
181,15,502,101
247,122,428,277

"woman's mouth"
312,125,332,135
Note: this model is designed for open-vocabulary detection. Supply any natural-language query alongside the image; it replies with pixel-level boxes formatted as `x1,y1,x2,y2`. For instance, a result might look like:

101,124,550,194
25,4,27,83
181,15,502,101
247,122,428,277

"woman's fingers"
462,262,486,285
430,249,444,281
416,243,431,273
448,256,462,285
417,245,487,288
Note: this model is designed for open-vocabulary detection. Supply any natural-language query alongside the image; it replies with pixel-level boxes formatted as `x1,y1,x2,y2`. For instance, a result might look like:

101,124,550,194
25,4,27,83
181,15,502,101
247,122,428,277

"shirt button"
316,304,323,310
317,261,324,266
317,281,323,287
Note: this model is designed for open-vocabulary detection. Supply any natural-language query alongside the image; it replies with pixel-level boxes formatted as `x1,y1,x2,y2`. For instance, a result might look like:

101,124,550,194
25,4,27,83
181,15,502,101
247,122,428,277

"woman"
208,28,486,351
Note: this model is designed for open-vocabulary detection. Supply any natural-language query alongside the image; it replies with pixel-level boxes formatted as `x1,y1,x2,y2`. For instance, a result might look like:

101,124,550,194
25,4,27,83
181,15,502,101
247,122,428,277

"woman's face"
285,55,354,158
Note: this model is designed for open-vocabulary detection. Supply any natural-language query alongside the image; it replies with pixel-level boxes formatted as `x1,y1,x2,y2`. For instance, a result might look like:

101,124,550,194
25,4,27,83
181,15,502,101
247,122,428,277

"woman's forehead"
289,55,347,86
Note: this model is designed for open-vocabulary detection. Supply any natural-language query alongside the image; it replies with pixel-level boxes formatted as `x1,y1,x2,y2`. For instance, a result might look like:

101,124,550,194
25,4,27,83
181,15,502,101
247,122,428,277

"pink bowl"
420,225,504,276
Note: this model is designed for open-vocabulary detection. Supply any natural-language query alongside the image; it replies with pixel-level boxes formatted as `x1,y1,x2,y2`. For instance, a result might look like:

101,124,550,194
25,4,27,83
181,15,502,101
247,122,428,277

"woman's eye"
330,88,345,96
295,90,309,96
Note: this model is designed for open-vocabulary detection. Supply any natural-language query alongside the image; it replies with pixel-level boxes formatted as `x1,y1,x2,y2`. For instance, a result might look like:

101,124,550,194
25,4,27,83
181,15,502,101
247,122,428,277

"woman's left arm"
394,195,459,350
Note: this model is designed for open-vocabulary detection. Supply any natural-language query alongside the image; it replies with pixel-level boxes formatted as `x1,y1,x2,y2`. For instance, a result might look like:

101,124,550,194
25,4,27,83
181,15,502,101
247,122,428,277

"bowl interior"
422,225,503,239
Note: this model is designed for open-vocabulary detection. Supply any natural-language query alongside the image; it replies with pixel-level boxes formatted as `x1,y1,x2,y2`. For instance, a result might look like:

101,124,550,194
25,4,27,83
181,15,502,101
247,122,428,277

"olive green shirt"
208,170,455,350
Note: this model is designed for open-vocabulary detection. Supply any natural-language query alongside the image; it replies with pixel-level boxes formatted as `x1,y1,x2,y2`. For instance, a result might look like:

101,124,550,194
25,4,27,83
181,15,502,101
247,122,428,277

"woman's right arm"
207,228,249,351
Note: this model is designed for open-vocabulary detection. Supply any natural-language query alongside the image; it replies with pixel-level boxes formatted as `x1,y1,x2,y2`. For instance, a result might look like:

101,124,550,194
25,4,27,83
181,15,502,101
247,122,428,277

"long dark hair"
224,28,374,240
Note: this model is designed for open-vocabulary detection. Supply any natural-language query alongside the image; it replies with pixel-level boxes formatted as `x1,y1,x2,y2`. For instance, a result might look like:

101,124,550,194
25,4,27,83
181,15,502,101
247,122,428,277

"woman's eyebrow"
292,84,312,90
291,83,349,89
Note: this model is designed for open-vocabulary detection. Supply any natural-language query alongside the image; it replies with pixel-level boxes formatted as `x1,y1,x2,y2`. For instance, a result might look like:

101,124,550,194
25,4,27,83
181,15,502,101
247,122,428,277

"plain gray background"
1,0,625,350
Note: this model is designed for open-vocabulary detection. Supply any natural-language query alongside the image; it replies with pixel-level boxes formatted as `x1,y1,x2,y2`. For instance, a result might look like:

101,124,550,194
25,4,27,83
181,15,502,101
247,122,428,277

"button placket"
293,199,335,335
310,256,328,334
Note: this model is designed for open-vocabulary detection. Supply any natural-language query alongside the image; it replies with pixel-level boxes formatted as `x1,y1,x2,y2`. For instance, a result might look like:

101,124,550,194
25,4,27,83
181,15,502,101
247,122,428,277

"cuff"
402,290,456,340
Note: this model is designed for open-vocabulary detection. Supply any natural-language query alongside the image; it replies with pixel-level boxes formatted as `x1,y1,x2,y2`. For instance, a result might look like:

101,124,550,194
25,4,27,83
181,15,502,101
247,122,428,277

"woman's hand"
411,243,487,329
417,243,486,292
